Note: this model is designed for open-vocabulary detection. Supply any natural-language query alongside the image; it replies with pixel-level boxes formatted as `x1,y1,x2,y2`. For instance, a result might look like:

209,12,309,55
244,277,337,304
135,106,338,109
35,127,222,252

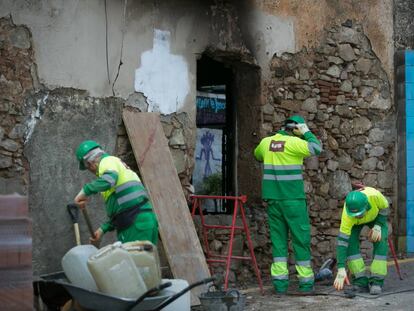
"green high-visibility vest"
98,156,149,212
254,131,321,200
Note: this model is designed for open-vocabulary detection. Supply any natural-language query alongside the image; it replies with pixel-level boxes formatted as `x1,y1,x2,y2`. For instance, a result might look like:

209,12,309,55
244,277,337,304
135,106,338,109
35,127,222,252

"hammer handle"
81,208,95,236
73,223,81,246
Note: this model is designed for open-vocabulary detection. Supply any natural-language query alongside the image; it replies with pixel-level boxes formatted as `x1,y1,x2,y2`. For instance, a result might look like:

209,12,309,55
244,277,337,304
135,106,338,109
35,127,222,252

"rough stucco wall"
25,89,122,274
239,0,393,82
394,0,414,49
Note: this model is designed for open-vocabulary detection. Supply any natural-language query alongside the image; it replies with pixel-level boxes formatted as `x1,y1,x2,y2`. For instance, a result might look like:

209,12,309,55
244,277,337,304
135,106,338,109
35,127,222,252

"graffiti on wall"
193,128,222,192
196,92,226,125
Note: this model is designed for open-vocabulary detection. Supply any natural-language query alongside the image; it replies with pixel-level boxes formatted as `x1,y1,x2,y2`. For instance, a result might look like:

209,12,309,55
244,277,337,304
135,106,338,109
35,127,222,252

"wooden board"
122,110,210,305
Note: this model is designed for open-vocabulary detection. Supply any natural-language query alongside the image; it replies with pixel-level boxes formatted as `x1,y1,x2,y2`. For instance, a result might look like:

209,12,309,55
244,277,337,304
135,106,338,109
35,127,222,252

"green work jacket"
254,130,322,200
336,187,389,268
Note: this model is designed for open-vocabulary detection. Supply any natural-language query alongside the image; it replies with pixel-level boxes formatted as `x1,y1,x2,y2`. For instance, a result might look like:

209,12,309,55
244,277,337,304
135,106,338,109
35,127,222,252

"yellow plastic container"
87,242,147,299
123,240,162,290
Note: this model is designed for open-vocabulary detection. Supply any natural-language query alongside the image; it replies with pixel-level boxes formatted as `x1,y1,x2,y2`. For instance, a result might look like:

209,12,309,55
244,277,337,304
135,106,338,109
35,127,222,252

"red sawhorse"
190,194,264,293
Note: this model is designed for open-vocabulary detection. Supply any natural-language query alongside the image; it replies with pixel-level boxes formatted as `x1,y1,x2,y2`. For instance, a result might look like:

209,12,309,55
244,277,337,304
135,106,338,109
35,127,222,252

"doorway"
193,54,234,213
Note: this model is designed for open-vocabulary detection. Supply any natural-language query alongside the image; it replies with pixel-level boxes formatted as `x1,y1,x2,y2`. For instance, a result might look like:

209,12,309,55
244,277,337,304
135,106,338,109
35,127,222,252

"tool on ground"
315,258,336,282
67,204,81,246
199,285,246,311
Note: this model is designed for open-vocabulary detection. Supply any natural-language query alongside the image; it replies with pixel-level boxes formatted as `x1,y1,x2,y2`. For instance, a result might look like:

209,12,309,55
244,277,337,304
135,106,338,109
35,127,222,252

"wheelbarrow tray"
40,271,173,311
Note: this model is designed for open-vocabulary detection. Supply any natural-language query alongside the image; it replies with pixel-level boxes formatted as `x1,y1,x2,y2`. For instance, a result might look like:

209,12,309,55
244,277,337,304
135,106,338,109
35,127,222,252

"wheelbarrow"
37,271,215,311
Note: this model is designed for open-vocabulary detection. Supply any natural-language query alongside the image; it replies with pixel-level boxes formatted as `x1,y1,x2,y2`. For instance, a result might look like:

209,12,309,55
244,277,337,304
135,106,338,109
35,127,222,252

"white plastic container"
61,245,98,291
123,240,162,290
87,242,147,299
161,279,190,311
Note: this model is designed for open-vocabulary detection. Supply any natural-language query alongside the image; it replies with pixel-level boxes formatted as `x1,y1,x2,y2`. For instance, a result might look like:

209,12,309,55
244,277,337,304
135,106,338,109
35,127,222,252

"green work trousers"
347,222,388,287
267,199,314,292
117,202,159,245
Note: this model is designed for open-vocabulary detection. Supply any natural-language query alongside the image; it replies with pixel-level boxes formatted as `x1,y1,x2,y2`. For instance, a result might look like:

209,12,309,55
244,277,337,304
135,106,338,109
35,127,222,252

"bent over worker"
254,115,322,294
73,140,159,245
334,187,389,295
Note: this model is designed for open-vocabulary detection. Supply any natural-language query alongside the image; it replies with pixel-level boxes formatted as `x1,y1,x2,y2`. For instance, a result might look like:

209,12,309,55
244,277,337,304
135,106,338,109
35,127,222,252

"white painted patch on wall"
134,29,189,115
25,94,48,143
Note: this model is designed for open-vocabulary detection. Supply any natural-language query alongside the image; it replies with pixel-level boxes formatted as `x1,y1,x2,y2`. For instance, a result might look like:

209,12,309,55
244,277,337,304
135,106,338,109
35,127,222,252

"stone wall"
0,17,35,194
261,22,394,268
202,22,396,286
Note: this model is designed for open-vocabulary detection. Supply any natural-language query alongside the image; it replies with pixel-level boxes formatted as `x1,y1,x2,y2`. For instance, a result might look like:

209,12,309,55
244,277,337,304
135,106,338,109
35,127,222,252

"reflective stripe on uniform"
273,257,287,262
264,164,303,170
296,260,311,266
379,208,389,216
117,190,148,205
354,271,367,278
272,274,289,280
370,273,385,279
337,240,349,247
116,180,144,193
263,174,303,181
374,255,387,260
347,254,362,261
298,275,314,283
338,232,350,240
101,174,116,187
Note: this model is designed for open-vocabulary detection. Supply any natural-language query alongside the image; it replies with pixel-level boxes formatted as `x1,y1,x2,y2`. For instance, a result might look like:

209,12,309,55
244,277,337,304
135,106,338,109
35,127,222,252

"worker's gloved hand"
293,123,310,136
90,228,103,244
333,267,347,291
74,188,87,209
369,225,382,242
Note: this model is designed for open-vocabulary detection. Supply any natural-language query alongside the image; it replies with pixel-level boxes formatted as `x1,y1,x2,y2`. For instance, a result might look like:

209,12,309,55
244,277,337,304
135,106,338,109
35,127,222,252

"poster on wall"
193,128,224,212
196,92,226,126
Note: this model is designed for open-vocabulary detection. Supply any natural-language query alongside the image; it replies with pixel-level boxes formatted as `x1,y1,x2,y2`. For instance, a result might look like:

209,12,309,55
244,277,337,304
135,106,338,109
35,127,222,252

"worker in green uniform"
74,140,158,245
334,187,389,295
254,115,322,294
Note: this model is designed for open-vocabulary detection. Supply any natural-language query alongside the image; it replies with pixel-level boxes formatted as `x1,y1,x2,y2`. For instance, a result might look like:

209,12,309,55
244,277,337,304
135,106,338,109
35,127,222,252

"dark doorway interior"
194,54,235,214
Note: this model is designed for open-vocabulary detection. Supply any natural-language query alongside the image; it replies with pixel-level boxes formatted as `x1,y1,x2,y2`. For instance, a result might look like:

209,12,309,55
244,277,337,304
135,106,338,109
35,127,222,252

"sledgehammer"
67,204,81,246
67,203,100,248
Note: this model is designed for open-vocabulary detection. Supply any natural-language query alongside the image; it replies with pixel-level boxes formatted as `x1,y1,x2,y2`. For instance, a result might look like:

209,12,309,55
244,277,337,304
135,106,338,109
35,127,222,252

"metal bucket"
199,287,246,311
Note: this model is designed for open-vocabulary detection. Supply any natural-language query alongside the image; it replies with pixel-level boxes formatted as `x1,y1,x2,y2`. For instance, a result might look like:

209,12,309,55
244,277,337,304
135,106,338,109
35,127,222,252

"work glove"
90,228,103,244
369,225,382,242
293,123,310,136
74,188,87,209
333,267,347,291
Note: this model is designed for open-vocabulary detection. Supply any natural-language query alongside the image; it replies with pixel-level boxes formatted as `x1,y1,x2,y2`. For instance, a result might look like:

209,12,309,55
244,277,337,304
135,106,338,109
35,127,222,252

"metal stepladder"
190,194,264,293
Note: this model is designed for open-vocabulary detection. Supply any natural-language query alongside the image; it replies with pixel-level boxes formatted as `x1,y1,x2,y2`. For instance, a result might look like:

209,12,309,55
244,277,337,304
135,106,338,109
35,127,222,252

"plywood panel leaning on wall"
122,110,210,306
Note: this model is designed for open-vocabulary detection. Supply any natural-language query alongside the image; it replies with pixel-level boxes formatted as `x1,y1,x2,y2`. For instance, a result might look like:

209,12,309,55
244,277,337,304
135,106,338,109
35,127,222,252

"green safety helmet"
345,191,369,217
75,140,101,170
285,115,305,125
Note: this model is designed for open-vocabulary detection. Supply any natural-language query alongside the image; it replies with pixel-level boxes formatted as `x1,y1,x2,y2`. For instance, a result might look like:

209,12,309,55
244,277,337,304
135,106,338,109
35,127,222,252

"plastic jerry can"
61,244,98,291
87,242,147,299
123,240,162,289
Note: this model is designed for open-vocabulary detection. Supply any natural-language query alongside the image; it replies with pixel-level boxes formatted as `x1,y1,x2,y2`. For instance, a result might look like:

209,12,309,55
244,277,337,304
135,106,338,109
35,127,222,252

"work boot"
369,284,382,295
350,284,369,293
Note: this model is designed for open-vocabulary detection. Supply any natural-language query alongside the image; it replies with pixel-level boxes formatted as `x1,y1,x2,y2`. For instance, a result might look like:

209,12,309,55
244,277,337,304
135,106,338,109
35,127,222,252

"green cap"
345,191,369,217
285,115,305,125
75,140,101,170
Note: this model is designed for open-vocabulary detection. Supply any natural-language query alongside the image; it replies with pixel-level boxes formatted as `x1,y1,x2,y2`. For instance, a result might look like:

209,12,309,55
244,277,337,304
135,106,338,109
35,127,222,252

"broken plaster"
24,93,48,143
